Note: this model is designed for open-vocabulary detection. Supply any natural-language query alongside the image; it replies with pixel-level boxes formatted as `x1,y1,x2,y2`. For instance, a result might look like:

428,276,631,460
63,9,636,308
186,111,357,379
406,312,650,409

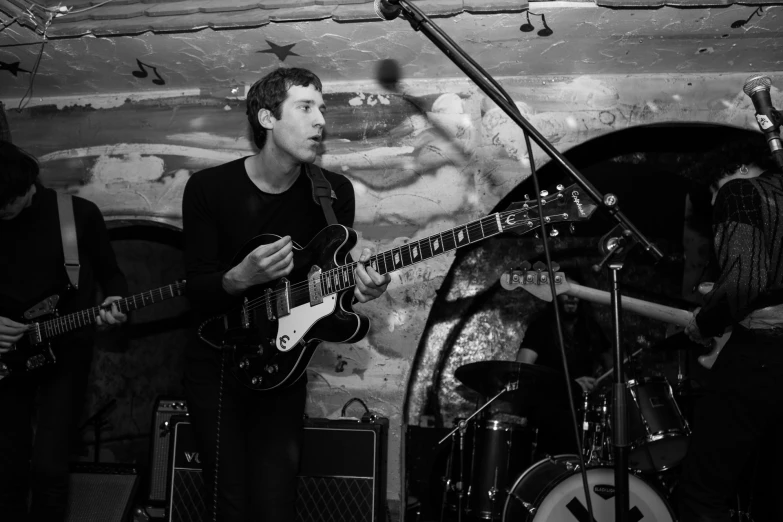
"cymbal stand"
437,382,518,521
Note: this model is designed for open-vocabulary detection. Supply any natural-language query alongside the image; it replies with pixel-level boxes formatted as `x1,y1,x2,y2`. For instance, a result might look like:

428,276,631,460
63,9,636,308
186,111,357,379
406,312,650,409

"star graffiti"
257,40,300,62
0,61,32,76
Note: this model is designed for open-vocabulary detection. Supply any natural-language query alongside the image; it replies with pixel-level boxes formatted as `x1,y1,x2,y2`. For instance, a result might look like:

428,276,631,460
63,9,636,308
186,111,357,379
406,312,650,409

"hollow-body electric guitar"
197,184,598,391
0,280,187,381
499,263,729,369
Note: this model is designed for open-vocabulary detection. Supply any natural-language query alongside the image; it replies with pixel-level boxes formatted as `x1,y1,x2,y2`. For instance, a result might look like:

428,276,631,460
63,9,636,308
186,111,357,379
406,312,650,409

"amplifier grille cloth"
296,476,373,522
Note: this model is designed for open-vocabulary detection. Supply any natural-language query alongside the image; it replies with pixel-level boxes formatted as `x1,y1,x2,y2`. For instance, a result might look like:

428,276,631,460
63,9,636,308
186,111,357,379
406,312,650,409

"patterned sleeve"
695,180,769,337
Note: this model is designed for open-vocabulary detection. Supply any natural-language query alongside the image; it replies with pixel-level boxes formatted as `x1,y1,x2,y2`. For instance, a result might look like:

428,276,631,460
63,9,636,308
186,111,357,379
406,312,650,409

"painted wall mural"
2,4,782,508
6,72,777,507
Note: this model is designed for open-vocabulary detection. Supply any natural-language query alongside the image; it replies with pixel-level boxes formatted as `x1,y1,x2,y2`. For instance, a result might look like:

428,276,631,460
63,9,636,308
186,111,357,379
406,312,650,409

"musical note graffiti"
132,59,165,86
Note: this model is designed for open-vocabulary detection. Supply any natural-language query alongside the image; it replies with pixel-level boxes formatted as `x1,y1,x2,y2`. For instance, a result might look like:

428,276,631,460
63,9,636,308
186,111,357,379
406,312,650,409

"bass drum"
501,455,675,521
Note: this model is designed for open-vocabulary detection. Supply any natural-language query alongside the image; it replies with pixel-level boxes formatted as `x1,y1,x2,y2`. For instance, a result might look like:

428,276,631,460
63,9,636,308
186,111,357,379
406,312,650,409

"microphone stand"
592,226,639,521
388,3,663,520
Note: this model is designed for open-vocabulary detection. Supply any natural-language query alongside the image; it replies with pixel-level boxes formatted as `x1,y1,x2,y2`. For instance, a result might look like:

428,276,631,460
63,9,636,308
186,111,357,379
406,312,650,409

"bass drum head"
502,456,675,521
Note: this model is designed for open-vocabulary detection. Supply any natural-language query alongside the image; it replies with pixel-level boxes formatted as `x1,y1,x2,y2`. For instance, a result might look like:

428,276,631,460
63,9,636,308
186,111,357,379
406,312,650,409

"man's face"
0,184,36,221
558,293,579,315
265,84,326,165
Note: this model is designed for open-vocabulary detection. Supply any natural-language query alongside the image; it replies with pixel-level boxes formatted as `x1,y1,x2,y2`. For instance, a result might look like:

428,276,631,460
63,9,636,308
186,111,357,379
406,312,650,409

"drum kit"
435,355,695,521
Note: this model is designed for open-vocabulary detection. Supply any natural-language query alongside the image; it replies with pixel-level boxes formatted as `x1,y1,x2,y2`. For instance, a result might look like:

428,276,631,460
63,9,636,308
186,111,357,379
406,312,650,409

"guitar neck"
34,282,186,341
566,283,692,328
318,213,507,298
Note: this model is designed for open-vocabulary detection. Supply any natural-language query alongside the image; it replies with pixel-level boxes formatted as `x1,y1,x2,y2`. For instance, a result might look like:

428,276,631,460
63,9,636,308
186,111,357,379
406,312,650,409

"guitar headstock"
499,261,570,302
501,184,597,236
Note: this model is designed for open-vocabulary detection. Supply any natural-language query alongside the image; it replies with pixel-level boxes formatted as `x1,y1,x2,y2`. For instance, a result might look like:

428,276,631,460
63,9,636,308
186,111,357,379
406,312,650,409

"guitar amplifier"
167,416,389,522
148,397,188,504
65,463,140,522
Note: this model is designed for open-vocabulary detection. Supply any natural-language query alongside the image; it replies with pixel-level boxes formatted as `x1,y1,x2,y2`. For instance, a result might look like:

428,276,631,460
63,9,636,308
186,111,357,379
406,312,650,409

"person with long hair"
677,134,783,522
0,141,127,521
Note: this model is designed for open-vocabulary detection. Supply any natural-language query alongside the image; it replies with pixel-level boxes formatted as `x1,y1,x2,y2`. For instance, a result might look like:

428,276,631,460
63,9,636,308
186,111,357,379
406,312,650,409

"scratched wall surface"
2,3,782,511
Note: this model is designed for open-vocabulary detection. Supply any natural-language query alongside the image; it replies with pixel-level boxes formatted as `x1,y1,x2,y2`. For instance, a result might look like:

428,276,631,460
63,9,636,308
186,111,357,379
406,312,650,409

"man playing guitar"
182,67,390,521
0,141,127,521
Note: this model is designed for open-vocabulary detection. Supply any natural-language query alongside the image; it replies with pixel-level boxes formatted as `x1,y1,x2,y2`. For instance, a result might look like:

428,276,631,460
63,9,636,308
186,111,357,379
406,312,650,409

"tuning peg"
549,227,559,237
556,184,564,191
570,223,575,233
524,194,530,200
539,190,549,197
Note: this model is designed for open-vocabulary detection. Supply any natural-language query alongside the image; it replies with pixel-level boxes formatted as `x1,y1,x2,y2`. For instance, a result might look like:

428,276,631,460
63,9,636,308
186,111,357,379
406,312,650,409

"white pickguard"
275,294,337,351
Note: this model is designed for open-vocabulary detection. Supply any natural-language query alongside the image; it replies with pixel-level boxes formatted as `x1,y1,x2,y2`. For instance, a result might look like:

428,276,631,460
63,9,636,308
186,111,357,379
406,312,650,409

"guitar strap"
305,163,339,226
56,192,80,289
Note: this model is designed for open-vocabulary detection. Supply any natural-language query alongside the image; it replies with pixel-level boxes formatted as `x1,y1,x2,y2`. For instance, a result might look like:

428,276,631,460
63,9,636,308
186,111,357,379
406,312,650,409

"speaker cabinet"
148,396,188,503
65,463,140,522
167,416,389,522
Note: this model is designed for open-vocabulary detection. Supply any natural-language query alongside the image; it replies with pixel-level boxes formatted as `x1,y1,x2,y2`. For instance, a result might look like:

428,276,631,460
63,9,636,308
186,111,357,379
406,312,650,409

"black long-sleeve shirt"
696,171,783,337
0,185,127,347
182,158,355,332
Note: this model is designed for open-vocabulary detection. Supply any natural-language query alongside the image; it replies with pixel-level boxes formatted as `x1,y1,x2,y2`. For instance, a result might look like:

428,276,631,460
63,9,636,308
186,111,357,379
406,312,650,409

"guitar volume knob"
239,358,249,369
265,364,278,374
251,376,262,385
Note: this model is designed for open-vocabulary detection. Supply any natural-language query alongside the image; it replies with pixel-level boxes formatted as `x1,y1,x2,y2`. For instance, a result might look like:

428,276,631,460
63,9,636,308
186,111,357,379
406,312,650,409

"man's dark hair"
0,141,39,209
684,133,777,187
246,67,323,150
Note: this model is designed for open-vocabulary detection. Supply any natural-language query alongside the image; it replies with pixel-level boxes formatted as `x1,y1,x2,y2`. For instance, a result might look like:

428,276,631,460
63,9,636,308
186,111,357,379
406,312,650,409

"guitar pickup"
275,278,291,318
308,266,323,306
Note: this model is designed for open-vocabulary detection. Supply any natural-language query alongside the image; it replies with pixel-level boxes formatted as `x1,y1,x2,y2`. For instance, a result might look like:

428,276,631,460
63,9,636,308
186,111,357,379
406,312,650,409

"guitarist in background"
0,141,127,521
182,67,390,521
677,135,783,522
516,275,612,455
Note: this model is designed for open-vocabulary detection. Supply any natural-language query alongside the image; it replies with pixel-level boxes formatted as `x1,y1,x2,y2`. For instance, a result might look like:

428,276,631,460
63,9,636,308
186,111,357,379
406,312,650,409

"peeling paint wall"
2,2,783,512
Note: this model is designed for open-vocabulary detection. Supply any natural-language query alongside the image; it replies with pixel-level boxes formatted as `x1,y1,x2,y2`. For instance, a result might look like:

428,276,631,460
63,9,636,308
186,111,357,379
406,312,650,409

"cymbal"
454,360,560,399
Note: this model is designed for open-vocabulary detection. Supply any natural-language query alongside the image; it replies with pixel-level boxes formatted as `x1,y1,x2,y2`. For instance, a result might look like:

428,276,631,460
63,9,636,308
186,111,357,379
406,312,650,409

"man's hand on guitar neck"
95,297,128,332
223,235,294,295
354,248,391,304
0,316,28,354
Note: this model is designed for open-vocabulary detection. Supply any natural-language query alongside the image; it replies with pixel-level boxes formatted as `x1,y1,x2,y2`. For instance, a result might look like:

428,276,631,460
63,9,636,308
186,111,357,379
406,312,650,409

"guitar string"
37,283,185,337
239,208,558,313
238,208,563,314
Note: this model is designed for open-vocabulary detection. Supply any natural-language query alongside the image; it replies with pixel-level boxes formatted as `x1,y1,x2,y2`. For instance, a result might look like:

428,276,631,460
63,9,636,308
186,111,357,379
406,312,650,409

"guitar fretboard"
282,212,522,310
29,281,186,341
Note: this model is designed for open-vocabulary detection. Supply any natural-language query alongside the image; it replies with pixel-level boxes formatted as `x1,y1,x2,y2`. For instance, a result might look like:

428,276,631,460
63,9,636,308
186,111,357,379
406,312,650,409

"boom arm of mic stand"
394,0,663,261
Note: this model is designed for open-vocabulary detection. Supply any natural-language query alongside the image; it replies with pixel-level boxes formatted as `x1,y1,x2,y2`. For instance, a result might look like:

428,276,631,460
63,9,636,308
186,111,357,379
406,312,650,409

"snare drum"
626,377,691,472
501,455,675,521
467,420,535,520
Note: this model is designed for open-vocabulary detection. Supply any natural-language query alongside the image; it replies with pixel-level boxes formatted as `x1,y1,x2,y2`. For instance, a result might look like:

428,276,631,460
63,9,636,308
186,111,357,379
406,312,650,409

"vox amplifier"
167,416,389,522
148,397,188,504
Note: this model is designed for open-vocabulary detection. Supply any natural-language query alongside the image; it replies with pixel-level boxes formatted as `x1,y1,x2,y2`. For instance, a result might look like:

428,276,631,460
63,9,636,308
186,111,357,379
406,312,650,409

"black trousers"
0,344,92,522
677,326,783,522
184,350,307,522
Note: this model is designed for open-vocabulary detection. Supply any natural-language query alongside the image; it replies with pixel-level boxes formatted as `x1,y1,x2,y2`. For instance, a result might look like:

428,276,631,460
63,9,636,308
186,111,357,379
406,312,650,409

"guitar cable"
519,118,596,520
211,348,226,522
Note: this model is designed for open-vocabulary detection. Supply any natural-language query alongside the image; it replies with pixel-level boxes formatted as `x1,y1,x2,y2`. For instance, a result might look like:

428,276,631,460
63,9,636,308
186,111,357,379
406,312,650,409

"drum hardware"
501,454,676,521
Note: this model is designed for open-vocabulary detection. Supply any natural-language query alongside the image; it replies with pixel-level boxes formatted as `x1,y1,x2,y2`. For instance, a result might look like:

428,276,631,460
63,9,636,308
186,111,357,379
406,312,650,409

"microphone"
743,75,783,169
374,0,401,21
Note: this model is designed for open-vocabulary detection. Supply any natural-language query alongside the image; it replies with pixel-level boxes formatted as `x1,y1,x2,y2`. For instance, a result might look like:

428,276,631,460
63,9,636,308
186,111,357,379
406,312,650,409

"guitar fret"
391,247,404,270
441,230,457,251
398,244,412,267
467,220,483,243
419,239,433,259
484,215,501,236
453,224,470,246
429,235,443,256
382,251,394,275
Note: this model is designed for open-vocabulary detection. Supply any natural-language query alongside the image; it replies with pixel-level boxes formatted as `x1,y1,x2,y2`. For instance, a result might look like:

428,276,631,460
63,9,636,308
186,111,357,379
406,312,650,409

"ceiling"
1,0,782,105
